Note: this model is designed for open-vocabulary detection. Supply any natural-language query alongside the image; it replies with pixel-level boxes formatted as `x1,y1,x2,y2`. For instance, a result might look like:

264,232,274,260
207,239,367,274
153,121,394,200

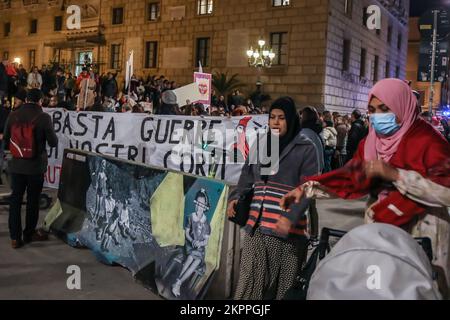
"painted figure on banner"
45,151,229,299
92,159,108,223
96,188,115,241
117,199,136,240
171,189,212,297
232,117,252,163
101,199,121,252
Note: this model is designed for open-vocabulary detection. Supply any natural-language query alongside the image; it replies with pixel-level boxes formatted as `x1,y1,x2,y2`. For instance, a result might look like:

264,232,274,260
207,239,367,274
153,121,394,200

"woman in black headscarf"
227,97,320,300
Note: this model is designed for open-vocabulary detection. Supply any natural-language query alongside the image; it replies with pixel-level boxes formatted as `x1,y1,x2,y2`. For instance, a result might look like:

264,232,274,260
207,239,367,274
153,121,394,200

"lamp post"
246,38,275,88
246,38,276,69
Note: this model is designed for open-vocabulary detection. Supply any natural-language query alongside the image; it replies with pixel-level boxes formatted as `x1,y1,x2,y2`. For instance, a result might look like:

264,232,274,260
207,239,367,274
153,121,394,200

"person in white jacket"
321,120,337,172
27,66,42,90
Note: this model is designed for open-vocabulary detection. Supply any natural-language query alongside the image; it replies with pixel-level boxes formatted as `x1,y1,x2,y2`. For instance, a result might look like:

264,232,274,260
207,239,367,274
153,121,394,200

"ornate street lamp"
246,38,276,68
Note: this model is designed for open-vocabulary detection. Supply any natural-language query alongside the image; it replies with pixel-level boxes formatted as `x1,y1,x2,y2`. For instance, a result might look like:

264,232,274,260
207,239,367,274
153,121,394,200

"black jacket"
3,103,58,175
41,70,54,93
0,106,10,134
0,63,8,92
102,78,118,98
56,75,66,96
158,103,180,115
18,68,28,87
346,119,368,160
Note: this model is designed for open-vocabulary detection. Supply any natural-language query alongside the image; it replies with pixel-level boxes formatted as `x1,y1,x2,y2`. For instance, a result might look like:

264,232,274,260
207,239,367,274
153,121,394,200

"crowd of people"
1,57,450,299
0,60,269,117
2,60,448,163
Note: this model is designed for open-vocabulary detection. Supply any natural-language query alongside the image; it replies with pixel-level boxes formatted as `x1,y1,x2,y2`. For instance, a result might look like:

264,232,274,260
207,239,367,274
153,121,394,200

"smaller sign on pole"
194,72,212,108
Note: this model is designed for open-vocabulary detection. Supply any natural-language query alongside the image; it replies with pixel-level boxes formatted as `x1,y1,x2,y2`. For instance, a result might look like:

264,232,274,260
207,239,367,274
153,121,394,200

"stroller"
284,223,441,300
0,151,52,210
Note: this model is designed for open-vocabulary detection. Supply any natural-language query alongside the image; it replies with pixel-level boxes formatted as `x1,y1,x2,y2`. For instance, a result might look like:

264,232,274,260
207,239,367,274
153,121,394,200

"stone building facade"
0,0,409,113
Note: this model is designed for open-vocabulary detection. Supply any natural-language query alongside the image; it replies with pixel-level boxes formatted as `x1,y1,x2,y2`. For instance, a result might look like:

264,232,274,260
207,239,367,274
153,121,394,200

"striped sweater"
246,181,309,237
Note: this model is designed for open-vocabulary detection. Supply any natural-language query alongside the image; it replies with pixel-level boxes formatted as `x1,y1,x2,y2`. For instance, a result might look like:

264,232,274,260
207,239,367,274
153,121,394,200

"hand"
275,216,292,237
227,200,238,218
364,160,399,182
280,187,304,212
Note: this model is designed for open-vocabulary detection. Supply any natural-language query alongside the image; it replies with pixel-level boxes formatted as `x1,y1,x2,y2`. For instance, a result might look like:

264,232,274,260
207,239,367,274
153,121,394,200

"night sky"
410,0,450,17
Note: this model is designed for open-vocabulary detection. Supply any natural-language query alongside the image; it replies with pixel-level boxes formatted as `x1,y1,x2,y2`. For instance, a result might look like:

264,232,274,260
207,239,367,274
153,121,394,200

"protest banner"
44,109,269,189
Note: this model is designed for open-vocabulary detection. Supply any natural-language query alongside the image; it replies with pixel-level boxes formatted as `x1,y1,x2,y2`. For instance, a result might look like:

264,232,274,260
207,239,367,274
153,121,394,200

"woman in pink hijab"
281,78,450,295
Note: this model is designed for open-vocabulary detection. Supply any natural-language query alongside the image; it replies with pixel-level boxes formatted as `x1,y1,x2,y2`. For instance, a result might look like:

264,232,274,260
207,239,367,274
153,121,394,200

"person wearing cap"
0,89,23,181
3,89,58,249
13,88,27,110
346,109,368,162
158,90,181,115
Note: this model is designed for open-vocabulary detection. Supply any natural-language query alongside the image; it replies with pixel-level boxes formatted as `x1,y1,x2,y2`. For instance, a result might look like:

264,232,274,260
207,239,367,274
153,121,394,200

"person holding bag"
227,97,320,300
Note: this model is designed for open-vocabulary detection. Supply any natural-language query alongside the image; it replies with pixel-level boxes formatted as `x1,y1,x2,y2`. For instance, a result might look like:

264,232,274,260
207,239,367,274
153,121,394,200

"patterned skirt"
234,227,308,300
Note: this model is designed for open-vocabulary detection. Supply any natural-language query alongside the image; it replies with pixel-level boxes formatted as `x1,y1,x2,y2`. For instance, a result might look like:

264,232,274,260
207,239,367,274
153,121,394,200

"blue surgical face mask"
370,113,400,136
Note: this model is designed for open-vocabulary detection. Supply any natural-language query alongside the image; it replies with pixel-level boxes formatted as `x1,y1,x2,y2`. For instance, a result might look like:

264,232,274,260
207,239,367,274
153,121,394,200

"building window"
344,0,352,17
387,25,393,43
53,48,61,64
145,41,158,68
197,0,213,15
196,37,210,67
342,39,351,72
110,44,122,69
360,48,367,78
270,32,288,65
0,0,11,9
3,51,9,61
147,2,160,21
112,7,124,25
4,22,10,37
396,66,400,78
29,49,36,69
54,16,63,31
397,34,402,50
30,19,37,34
373,55,379,82
385,61,390,78
4,22,11,38
272,0,290,7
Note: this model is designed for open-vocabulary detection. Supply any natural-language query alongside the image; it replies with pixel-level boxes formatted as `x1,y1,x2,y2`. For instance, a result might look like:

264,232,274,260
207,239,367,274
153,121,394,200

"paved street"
0,185,365,300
